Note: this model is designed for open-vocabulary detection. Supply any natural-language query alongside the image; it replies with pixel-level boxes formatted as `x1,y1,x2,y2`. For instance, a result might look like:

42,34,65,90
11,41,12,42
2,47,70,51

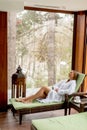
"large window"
8,10,74,101
16,10,74,88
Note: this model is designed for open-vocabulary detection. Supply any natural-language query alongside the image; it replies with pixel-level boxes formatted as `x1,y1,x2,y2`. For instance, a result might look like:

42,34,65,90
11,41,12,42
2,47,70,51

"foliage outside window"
16,10,74,88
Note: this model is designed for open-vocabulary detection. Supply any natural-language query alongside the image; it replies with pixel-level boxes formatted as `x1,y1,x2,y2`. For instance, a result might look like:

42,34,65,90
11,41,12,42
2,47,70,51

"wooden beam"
83,12,87,91
24,6,74,14
0,12,7,111
72,12,86,73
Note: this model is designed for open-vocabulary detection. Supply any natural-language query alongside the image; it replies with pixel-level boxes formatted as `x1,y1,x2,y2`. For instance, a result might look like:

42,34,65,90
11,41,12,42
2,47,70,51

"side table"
69,97,87,114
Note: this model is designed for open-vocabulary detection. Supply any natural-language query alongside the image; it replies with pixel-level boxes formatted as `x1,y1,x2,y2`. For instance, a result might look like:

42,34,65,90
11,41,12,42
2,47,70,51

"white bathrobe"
37,80,76,103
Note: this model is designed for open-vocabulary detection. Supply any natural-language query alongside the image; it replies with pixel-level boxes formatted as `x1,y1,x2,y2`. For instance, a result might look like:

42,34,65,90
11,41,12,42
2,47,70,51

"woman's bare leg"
16,86,51,103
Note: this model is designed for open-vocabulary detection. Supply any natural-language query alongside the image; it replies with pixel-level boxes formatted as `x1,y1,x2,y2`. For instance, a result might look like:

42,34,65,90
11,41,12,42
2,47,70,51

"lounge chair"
31,112,87,130
10,72,85,124
68,73,87,114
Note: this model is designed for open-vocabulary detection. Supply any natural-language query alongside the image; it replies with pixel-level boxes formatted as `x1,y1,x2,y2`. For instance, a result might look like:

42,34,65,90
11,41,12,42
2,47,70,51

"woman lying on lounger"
16,70,78,103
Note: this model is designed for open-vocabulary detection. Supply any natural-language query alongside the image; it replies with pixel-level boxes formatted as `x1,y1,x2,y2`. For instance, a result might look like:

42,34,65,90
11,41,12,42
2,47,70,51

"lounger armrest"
70,92,87,97
65,92,87,101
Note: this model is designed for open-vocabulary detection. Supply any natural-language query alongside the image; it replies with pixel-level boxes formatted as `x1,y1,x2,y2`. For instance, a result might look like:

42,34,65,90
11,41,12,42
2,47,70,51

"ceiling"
0,0,87,12
24,0,87,11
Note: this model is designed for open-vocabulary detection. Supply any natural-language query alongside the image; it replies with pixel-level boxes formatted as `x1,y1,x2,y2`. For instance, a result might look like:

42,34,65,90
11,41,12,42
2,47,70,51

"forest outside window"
8,10,74,101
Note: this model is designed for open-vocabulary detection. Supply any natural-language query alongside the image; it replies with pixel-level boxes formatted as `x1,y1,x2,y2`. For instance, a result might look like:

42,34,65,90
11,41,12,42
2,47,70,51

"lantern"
12,65,26,98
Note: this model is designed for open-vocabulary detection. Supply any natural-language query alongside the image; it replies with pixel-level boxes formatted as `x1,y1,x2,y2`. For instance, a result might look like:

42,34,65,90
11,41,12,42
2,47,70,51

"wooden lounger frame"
31,124,38,130
11,101,67,125
11,72,85,125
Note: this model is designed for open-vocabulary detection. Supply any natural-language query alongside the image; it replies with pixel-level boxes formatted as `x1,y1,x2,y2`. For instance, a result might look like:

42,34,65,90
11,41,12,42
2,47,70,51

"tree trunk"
46,13,56,86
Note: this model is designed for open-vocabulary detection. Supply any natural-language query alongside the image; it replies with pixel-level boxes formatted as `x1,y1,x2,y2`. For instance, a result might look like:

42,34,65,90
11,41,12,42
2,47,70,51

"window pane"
16,11,74,88
8,10,74,102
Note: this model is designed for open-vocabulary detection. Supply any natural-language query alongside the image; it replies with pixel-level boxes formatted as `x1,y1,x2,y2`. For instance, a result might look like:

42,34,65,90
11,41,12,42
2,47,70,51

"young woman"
16,70,78,103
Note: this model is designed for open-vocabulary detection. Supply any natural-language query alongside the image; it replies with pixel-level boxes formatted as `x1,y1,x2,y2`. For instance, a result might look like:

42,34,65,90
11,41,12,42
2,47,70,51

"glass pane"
8,10,74,102
16,10,74,88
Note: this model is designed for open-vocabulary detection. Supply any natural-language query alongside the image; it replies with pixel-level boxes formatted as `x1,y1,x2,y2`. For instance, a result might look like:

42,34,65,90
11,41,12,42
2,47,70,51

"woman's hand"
54,88,58,92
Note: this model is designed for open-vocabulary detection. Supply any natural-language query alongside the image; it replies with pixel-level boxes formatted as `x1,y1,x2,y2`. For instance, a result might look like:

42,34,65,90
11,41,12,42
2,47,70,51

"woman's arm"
58,81,76,95
52,80,64,90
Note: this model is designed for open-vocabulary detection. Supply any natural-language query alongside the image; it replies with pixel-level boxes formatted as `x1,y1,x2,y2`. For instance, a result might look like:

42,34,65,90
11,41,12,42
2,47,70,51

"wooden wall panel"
72,11,87,92
84,45,87,91
83,13,87,91
0,12,7,111
72,12,86,73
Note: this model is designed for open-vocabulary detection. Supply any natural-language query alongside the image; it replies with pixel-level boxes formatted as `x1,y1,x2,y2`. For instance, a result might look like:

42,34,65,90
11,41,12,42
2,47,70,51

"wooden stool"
69,96,87,114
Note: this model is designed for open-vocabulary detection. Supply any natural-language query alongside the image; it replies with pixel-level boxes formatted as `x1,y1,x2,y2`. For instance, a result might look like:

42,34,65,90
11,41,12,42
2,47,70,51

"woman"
16,70,78,103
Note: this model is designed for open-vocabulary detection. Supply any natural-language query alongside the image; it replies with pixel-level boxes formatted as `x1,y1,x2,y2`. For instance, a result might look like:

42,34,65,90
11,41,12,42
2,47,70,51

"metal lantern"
12,65,26,98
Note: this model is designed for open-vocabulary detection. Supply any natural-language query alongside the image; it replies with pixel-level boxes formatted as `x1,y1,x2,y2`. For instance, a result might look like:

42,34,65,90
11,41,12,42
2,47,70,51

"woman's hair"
73,71,78,80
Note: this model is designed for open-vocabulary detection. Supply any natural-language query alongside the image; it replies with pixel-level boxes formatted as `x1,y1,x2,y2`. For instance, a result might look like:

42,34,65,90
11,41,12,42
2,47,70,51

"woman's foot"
22,100,32,103
15,98,32,103
15,98,25,102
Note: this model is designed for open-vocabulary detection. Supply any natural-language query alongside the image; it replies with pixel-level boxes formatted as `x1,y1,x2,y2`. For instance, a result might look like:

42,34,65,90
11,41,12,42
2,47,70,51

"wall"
0,12,7,111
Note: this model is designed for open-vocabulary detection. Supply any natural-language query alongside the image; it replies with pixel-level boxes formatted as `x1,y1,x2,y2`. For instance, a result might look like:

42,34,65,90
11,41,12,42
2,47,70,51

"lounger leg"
64,101,68,115
19,114,22,125
64,107,67,115
11,107,16,116
69,107,71,115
